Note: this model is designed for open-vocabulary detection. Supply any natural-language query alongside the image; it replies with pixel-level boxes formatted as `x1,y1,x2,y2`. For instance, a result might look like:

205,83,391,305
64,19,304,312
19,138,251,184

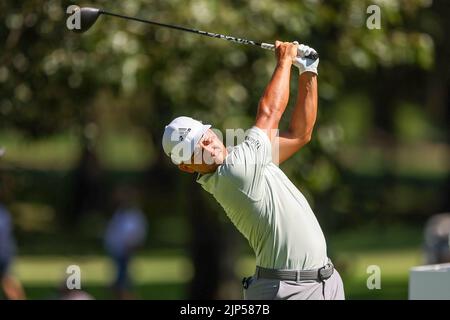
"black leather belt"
254,260,334,282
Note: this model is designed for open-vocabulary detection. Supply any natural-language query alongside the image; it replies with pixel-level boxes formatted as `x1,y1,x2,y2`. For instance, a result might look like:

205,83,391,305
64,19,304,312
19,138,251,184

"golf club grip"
261,43,319,60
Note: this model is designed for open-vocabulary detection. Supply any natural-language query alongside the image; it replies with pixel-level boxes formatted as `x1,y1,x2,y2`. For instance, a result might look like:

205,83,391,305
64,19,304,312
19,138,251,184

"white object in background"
409,263,450,300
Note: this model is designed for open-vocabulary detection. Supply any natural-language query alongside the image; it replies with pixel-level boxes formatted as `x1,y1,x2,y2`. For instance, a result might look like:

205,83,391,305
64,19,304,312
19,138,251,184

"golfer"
162,41,344,300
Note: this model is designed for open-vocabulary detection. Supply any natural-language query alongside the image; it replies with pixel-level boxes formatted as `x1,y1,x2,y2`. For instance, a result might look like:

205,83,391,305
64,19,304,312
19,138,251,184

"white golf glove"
292,41,319,75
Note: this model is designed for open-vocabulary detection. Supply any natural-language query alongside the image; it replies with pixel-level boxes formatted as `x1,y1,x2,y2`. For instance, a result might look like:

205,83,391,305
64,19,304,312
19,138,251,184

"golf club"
72,7,319,60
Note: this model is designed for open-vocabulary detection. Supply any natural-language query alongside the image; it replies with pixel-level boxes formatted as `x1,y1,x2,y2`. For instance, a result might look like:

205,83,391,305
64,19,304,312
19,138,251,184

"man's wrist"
294,58,319,76
299,71,317,78
277,58,292,67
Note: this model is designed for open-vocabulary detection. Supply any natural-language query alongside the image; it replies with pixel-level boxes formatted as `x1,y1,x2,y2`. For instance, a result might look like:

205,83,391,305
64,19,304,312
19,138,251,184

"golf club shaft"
100,10,319,60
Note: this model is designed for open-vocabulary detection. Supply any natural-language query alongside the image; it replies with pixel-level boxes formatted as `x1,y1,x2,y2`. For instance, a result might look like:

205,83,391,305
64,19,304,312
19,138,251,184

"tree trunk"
68,141,103,227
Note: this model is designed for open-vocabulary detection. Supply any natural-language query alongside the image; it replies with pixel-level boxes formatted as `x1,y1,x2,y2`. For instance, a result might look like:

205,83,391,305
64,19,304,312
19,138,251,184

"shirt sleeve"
222,126,272,200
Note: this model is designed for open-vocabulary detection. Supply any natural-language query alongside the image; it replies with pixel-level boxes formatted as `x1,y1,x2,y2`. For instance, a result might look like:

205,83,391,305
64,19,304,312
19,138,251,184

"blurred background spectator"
424,213,450,264
0,203,26,300
104,186,148,299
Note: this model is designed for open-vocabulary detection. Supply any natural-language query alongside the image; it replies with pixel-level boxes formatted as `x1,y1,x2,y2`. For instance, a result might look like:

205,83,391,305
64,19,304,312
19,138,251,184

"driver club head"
72,7,102,33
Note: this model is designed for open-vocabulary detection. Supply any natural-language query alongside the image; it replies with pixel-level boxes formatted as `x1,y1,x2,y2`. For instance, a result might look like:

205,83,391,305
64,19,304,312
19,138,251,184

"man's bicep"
255,105,280,141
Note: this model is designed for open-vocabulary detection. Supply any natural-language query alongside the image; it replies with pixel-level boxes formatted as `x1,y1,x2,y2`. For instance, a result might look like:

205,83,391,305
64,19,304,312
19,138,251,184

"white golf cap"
162,116,211,165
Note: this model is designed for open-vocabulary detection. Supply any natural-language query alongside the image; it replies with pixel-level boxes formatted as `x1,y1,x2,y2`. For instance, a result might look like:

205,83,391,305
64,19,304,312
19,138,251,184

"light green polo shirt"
197,126,328,270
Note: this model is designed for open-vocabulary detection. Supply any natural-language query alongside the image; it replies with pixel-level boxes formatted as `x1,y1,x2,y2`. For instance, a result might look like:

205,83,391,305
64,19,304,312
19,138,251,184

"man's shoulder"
243,134,263,150
203,126,272,188
245,126,271,145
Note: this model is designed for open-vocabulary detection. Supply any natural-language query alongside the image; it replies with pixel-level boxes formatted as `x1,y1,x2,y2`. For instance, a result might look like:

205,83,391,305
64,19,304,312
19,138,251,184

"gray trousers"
243,269,345,300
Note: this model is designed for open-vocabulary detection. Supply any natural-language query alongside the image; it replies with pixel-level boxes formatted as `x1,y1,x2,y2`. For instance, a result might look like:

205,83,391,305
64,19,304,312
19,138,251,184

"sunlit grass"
337,143,449,178
0,131,80,170
13,248,421,299
14,255,192,285
0,130,153,170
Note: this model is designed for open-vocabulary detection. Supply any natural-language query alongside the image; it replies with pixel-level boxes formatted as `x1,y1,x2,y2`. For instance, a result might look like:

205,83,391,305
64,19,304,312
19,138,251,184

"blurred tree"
426,0,450,212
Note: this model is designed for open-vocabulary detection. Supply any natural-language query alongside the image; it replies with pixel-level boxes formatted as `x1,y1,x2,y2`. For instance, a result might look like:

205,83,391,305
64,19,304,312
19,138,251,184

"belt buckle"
242,277,250,289
318,262,333,281
318,266,326,281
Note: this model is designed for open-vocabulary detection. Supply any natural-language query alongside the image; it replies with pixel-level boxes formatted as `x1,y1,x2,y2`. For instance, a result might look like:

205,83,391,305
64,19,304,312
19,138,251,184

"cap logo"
178,127,191,141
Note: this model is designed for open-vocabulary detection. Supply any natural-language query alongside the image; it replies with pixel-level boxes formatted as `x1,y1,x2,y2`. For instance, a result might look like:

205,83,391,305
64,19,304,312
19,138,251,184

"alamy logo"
66,265,82,290
169,127,280,165
366,265,381,290
366,5,381,30
66,5,81,31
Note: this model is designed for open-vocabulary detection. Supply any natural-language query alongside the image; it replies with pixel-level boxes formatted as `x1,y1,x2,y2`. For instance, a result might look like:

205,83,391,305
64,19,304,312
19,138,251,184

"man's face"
178,129,227,174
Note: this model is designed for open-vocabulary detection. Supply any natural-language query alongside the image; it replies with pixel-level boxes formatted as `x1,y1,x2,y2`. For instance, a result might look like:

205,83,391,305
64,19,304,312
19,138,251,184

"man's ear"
178,164,195,173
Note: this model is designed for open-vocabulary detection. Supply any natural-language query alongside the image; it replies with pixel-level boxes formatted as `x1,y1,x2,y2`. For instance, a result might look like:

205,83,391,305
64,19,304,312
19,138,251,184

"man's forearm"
286,72,318,141
255,59,292,132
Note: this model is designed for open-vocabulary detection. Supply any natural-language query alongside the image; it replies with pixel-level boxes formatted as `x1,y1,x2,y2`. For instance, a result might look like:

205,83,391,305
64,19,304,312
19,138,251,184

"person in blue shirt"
0,203,25,300
104,187,148,299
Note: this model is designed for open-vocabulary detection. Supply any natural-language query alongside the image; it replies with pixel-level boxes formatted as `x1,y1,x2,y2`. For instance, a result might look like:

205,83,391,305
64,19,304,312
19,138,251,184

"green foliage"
0,0,438,134
394,102,436,142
